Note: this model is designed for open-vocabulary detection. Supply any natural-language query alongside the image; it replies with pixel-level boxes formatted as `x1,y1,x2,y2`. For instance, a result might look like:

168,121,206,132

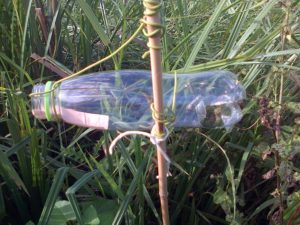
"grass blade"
19,0,33,86
119,140,162,223
38,167,70,225
247,198,275,221
228,0,280,58
112,157,147,225
0,147,28,194
4,135,32,157
236,143,253,188
221,0,252,58
67,128,94,148
66,170,99,225
183,0,227,70
91,157,125,199
0,52,34,85
75,0,110,46
255,48,300,58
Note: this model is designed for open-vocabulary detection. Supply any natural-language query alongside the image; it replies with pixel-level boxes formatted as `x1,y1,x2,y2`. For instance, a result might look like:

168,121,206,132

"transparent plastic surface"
31,70,246,130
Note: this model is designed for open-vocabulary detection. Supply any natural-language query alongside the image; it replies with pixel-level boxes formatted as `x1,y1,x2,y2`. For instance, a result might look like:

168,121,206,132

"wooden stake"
144,1,170,225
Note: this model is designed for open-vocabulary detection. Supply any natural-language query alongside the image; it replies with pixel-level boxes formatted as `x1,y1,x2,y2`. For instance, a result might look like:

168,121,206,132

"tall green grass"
1,0,300,224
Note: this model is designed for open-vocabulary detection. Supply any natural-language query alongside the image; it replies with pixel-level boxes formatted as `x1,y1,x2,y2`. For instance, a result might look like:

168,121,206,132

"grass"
1,0,300,224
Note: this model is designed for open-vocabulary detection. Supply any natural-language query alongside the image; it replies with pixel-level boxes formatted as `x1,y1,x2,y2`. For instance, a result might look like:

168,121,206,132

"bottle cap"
31,81,53,121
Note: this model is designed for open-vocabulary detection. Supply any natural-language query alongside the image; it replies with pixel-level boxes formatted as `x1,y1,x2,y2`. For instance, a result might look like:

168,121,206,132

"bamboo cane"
144,1,170,224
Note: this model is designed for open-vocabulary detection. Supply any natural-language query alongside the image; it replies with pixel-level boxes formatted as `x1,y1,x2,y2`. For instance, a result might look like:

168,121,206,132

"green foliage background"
1,0,300,224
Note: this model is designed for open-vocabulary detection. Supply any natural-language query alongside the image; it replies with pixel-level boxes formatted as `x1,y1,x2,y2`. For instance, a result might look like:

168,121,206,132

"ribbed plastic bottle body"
31,70,245,130
56,71,154,130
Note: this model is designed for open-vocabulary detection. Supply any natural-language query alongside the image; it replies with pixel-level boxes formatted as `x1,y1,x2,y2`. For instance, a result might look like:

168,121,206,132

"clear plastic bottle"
31,70,245,130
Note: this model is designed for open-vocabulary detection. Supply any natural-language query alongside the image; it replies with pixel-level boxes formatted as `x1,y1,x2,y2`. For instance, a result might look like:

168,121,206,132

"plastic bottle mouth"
31,81,53,120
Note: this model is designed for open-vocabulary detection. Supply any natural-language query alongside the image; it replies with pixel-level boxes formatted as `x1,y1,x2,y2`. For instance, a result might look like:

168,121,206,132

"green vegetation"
1,0,300,224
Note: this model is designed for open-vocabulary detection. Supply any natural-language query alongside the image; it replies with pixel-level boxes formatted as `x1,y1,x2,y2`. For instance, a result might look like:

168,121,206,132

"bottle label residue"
62,108,109,129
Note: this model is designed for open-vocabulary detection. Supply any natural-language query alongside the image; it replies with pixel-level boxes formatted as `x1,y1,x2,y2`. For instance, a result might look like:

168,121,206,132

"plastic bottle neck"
31,81,58,121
